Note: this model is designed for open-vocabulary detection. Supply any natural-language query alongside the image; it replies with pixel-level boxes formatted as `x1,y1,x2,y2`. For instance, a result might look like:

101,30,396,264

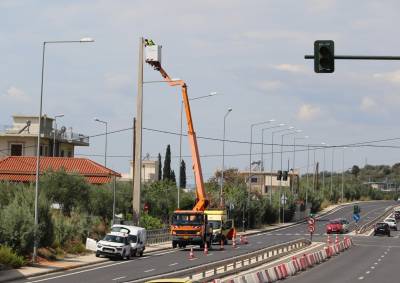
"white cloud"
255,80,283,92
305,0,336,13
297,104,321,121
373,70,400,84
360,96,377,113
3,86,29,101
273,64,307,73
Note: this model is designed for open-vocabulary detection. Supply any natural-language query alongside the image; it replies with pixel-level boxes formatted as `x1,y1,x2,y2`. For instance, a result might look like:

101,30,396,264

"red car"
326,219,342,234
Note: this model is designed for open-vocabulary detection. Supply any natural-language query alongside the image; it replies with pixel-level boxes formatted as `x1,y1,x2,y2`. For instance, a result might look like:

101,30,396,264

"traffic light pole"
305,55,400,60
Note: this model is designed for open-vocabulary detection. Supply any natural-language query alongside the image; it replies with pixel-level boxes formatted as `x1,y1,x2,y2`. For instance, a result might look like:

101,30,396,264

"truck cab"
204,210,234,244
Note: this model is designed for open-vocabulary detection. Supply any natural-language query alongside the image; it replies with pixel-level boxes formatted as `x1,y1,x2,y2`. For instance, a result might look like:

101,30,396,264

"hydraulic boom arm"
155,66,208,211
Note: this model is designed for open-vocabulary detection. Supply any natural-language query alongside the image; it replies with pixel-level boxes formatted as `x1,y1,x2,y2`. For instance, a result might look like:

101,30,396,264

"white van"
111,225,147,256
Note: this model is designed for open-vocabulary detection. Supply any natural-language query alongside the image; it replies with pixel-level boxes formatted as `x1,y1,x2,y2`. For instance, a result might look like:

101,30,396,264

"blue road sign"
353,213,360,223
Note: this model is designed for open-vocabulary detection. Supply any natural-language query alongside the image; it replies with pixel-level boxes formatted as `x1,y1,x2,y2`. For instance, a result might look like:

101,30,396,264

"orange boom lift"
145,42,212,249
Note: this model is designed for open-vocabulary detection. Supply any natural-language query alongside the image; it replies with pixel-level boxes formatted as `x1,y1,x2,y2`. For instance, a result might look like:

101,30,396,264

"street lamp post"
52,114,64,157
279,130,301,224
321,142,327,189
261,124,285,202
270,127,294,204
342,147,346,202
178,92,219,208
220,108,232,208
33,37,94,263
331,147,334,198
247,119,275,230
293,135,309,194
94,118,108,167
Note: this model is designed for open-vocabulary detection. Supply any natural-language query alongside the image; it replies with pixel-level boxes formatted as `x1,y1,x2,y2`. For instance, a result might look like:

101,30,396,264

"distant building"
0,114,89,158
364,181,398,192
0,156,120,185
238,170,299,195
120,159,160,183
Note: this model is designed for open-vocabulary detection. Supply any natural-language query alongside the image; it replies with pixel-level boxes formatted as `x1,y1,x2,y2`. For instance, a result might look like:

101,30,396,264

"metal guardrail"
357,205,398,234
128,238,311,283
147,228,171,245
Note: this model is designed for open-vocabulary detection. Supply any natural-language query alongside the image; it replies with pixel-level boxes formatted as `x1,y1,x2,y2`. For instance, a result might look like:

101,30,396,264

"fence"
147,228,171,245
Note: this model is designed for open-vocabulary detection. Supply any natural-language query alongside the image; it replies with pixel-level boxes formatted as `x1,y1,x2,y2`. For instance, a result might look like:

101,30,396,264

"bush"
52,211,91,248
139,214,163,230
0,245,25,268
64,241,86,254
37,247,57,260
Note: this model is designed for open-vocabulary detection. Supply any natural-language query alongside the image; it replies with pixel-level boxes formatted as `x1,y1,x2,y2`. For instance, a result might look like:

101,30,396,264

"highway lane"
18,200,393,283
285,229,400,283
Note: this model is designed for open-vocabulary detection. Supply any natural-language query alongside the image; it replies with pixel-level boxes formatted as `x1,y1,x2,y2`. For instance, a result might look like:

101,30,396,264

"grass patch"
0,245,26,269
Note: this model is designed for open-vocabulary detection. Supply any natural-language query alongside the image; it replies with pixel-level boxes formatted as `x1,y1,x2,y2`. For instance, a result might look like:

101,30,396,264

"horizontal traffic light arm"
305,55,400,60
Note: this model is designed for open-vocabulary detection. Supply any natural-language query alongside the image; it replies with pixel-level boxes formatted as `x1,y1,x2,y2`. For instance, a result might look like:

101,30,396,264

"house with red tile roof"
0,156,120,185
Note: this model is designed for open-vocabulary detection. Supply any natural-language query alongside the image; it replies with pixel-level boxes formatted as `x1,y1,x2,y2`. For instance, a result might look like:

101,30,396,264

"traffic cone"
232,237,237,248
189,247,195,259
244,236,248,244
327,235,331,245
204,242,208,255
240,235,244,245
335,235,339,245
220,239,224,250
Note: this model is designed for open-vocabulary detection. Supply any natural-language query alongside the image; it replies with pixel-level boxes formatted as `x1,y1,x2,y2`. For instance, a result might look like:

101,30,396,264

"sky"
1,0,400,184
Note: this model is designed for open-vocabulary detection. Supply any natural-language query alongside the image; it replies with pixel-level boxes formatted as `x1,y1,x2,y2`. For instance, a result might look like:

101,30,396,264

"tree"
157,153,162,181
171,170,176,184
180,160,187,188
163,145,172,181
351,165,360,178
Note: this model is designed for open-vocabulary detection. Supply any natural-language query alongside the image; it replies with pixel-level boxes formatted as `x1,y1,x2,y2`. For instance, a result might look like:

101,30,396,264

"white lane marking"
374,262,378,265
378,259,381,262
381,255,385,258
169,262,178,266
138,256,150,260
144,268,155,273
358,276,364,280
28,261,131,282
384,252,387,254
207,253,214,256
366,271,370,274
154,250,175,256
371,266,375,269
112,276,126,281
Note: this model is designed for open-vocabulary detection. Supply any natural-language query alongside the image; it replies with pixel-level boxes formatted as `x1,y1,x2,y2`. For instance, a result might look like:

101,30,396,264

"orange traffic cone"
327,235,331,245
232,237,237,248
220,239,224,250
204,242,209,255
335,235,339,244
189,247,195,259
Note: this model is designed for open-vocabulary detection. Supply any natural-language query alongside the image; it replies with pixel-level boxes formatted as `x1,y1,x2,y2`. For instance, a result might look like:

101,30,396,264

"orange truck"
145,42,214,249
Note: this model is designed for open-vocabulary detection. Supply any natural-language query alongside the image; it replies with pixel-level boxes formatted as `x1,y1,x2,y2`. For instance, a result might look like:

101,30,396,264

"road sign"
308,225,315,233
308,218,315,226
353,213,360,223
280,194,287,205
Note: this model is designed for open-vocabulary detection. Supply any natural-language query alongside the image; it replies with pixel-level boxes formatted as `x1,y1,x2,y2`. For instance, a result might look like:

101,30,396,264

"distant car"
374,222,390,237
338,218,350,233
384,218,397,230
326,220,342,234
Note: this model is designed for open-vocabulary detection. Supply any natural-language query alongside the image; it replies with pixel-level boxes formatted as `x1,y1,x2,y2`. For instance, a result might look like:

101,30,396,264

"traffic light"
277,170,282,180
314,40,335,73
282,171,288,181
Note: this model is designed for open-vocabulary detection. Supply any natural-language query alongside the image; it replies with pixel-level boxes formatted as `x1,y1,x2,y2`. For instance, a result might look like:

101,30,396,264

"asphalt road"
18,200,394,283
286,225,400,283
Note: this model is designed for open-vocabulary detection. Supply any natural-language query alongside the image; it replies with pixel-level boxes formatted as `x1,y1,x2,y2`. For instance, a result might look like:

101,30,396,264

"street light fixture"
220,107,232,208
178,91,220,208
94,118,108,167
53,114,64,157
33,37,94,263
261,123,285,171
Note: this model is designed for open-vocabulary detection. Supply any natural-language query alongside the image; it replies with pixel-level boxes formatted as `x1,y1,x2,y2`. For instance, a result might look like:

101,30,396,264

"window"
264,186,269,194
10,144,23,156
251,177,258,183
39,145,49,156
67,151,73,157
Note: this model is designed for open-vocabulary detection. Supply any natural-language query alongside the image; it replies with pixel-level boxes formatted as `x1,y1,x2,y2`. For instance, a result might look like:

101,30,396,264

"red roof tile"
0,156,121,184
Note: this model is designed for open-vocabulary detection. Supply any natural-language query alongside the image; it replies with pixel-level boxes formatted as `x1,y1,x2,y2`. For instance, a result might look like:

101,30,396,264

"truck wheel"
131,249,137,257
95,251,100,258
139,250,144,257
172,241,177,249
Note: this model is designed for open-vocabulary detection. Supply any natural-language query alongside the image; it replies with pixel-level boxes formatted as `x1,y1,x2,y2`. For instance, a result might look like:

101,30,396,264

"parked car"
384,218,397,230
374,222,390,237
326,220,342,234
111,225,147,257
96,232,133,259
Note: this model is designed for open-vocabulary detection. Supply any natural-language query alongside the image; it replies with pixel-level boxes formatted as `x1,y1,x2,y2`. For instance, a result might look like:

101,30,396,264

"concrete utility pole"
133,37,144,225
